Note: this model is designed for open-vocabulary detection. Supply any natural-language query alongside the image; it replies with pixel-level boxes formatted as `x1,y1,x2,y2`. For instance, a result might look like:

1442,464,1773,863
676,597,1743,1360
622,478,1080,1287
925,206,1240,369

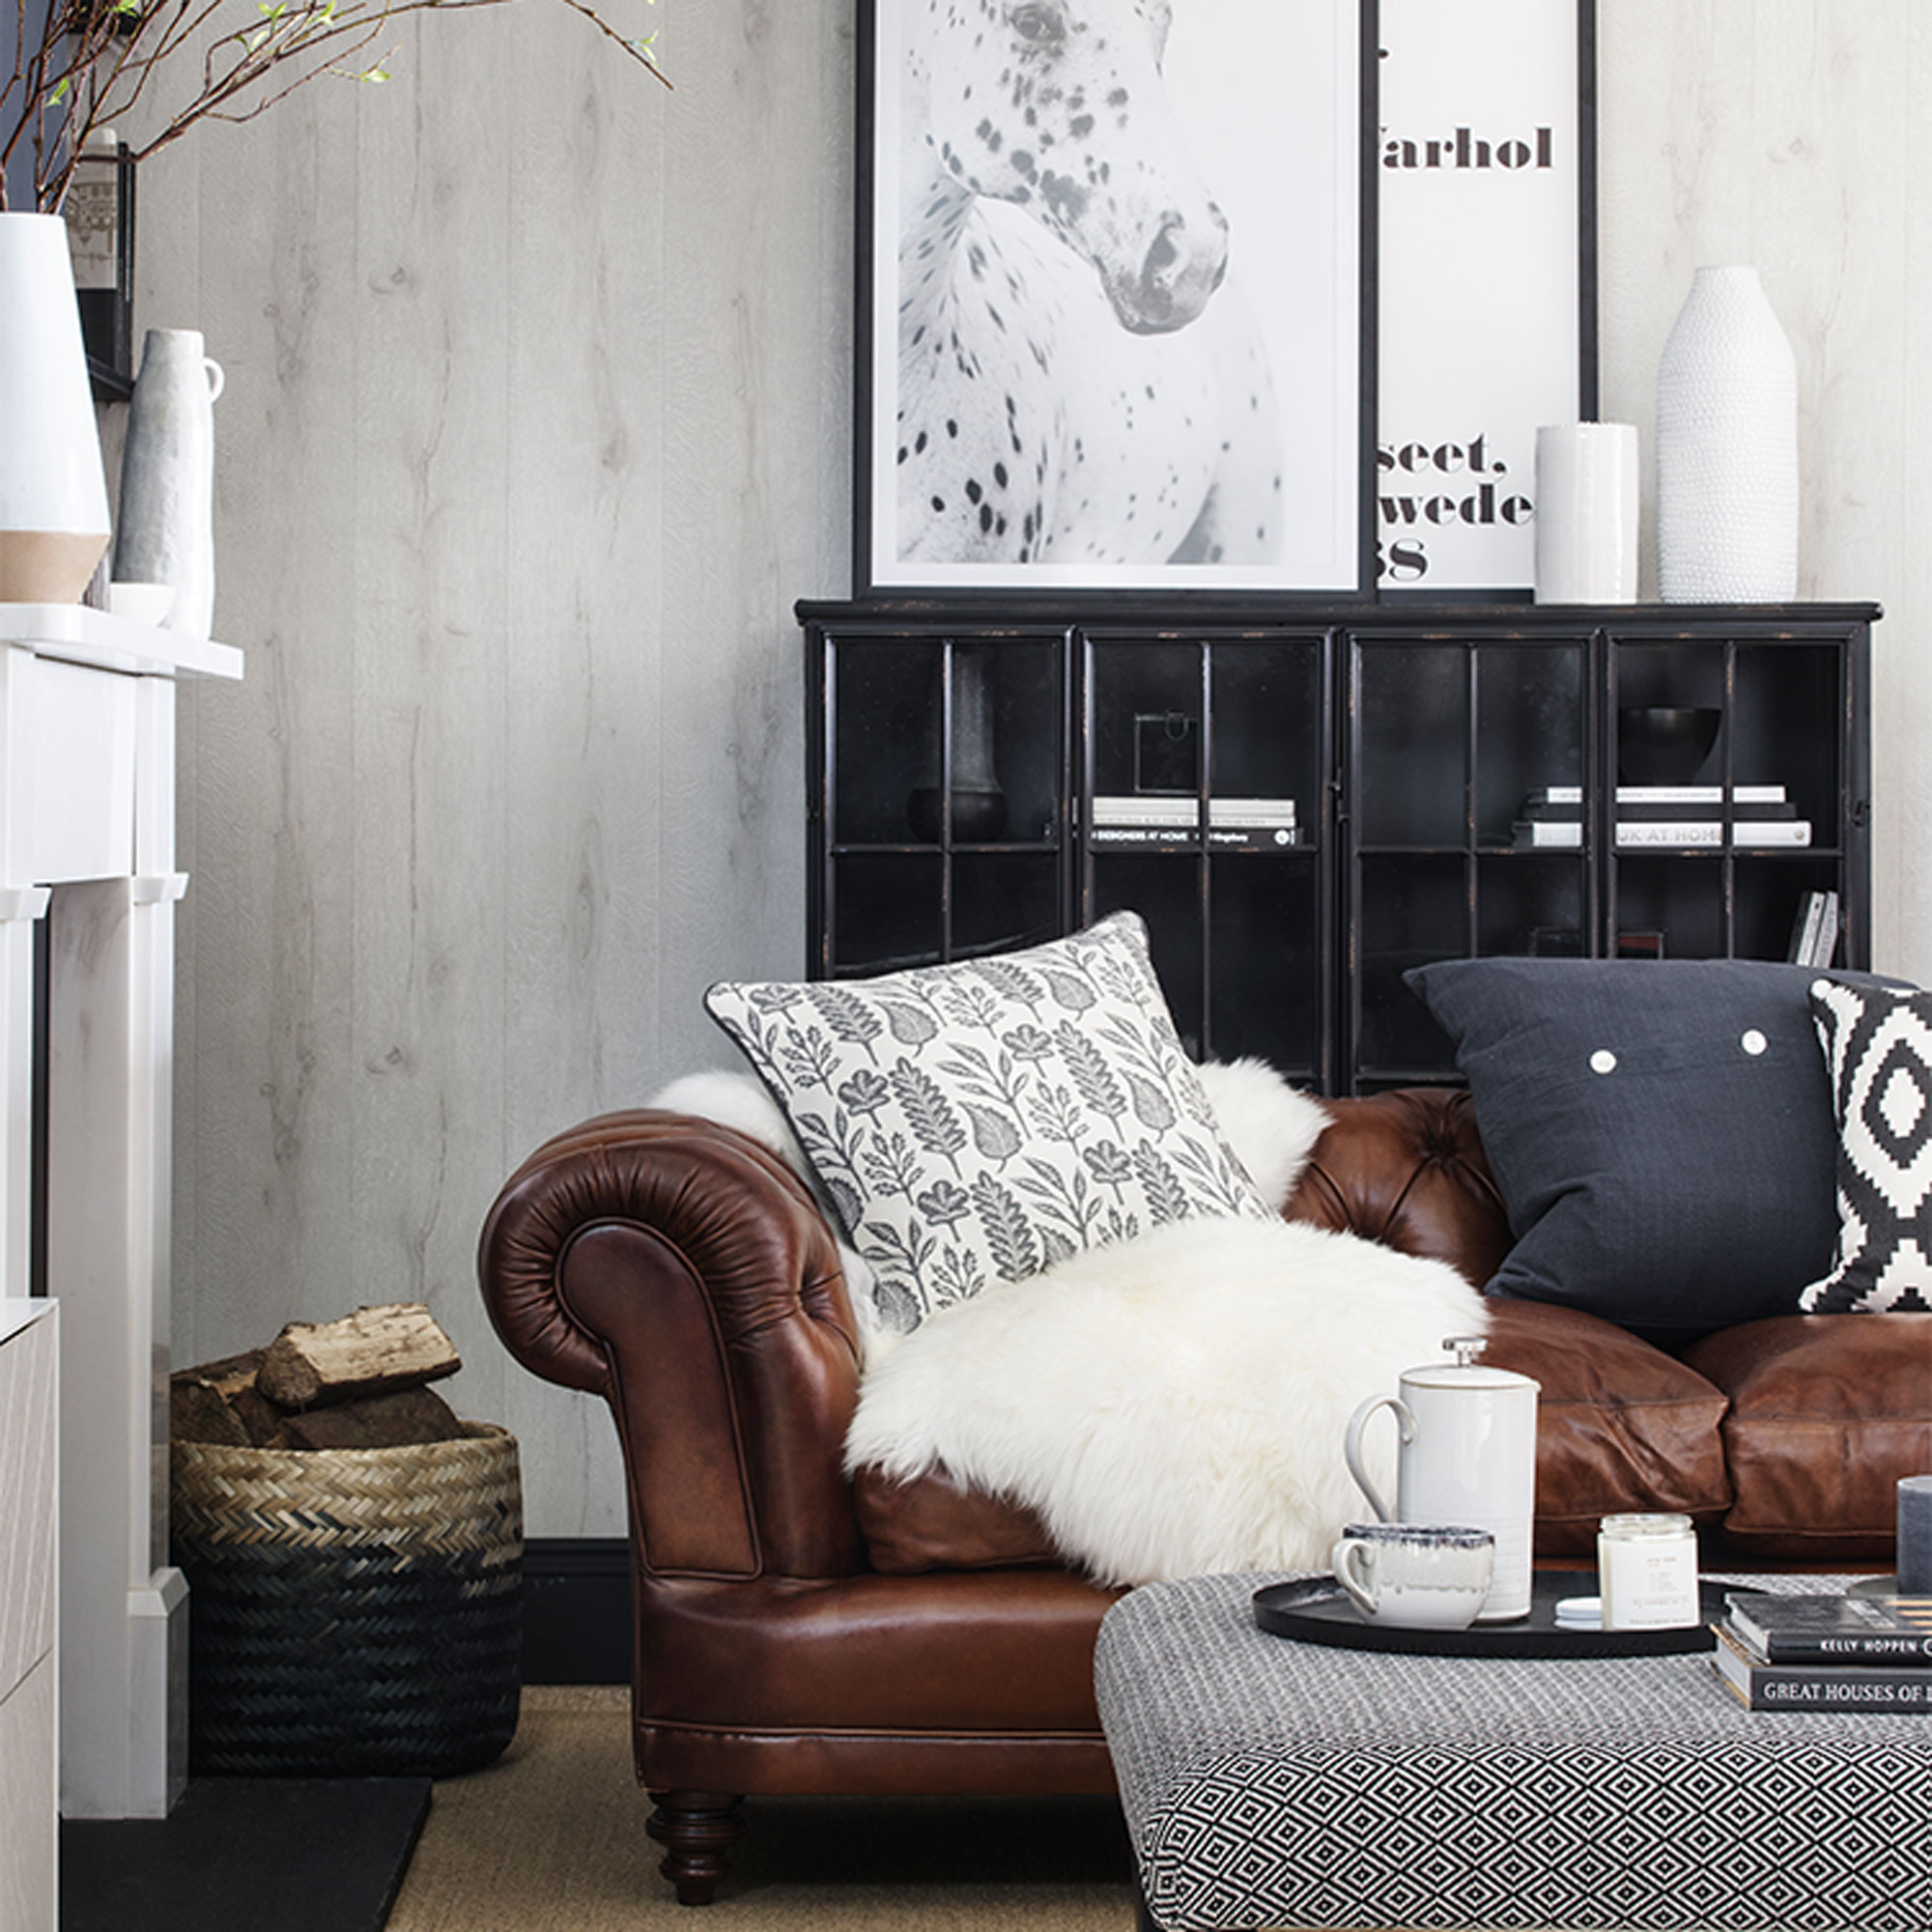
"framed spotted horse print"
853,0,1373,596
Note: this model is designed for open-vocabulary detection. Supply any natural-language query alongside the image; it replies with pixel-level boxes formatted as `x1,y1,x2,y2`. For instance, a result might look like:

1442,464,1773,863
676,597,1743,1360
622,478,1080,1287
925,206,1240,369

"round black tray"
1252,1571,1747,1659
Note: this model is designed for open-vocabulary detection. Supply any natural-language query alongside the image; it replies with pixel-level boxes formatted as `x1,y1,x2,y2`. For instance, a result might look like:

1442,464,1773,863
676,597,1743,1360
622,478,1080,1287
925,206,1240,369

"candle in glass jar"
1598,1513,1700,1629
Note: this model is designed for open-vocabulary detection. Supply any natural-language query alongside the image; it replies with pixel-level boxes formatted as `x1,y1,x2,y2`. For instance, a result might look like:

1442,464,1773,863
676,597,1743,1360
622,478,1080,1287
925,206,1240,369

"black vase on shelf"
909,645,1008,842
1617,706,1722,786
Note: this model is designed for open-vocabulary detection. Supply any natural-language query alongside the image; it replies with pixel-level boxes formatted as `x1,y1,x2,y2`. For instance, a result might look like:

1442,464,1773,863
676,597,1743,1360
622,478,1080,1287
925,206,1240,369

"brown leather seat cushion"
856,1465,1060,1574
638,1569,1117,1732
1682,1312,1932,1559
1482,1298,1732,1554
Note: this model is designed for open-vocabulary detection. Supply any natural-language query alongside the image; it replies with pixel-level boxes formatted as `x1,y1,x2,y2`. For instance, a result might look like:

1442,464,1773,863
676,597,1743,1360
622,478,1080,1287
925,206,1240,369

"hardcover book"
1710,1625,1932,1714
1524,784,1788,807
1723,1591,1932,1665
1520,799,1797,823
1513,820,1813,851
1090,824,1301,850
1092,795,1297,829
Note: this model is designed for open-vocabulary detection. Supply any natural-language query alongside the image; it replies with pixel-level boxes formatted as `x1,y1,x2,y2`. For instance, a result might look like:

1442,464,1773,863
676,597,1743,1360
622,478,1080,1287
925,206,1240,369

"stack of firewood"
170,1302,469,1450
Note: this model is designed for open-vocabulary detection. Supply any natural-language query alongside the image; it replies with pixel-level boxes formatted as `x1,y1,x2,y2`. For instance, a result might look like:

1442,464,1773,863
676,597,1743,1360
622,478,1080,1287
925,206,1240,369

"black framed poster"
1376,0,1597,596
855,0,1370,597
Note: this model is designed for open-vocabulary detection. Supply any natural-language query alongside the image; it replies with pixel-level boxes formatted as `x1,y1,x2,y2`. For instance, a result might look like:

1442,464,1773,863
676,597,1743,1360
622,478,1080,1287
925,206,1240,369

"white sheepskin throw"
843,1215,1487,1587
1193,1056,1330,1210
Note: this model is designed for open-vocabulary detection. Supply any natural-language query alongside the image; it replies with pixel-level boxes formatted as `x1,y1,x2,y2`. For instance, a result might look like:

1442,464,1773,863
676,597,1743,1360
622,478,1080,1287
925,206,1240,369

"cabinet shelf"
803,602,1873,1094
832,840,1062,856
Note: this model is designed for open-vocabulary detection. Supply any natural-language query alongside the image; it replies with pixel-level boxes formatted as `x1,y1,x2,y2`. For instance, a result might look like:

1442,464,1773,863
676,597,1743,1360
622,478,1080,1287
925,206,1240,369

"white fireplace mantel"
0,603,242,1820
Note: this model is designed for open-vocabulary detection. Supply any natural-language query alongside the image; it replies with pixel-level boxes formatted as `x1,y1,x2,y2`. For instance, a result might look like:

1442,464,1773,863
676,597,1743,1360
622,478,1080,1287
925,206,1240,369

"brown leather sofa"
478,1088,1932,1904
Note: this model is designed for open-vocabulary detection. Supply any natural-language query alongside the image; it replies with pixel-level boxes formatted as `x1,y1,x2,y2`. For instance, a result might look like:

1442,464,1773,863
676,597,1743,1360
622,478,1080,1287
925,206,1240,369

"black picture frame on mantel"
853,0,1376,600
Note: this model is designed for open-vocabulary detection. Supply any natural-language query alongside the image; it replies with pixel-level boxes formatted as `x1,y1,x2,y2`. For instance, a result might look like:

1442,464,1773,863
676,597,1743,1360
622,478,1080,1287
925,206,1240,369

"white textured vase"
0,212,114,603
1655,267,1798,602
113,327,225,639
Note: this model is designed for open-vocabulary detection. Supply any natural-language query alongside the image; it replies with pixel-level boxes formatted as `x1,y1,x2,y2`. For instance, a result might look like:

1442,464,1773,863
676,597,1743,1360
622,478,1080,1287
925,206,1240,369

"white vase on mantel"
113,327,225,639
0,212,114,604
1655,266,1799,603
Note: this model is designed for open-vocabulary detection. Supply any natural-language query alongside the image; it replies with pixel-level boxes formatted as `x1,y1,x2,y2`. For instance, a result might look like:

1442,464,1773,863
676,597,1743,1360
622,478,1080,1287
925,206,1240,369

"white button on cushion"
1589,1049,1617,1074
1742,1029,1768,1055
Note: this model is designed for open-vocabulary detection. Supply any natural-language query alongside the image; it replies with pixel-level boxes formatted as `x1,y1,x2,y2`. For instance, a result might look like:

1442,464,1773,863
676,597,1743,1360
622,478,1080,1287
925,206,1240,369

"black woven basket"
171,1423,523,1776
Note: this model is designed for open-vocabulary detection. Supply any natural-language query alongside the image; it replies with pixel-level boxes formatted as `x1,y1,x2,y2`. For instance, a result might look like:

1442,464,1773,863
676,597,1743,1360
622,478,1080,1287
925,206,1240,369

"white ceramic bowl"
107,581,176,626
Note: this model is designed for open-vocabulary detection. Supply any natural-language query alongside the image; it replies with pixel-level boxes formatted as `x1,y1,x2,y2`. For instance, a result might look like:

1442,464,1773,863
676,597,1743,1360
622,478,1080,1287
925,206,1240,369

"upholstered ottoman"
1095,1572,1928,1932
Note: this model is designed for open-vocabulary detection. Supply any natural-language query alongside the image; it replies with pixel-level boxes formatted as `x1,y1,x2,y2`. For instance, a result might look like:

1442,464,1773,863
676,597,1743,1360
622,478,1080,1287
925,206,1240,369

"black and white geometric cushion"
1803,977,1932,1313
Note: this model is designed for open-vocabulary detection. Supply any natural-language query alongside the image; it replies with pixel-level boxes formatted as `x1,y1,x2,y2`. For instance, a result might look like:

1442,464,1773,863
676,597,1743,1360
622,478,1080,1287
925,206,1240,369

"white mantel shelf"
0,603,242,682
0,602,242,1823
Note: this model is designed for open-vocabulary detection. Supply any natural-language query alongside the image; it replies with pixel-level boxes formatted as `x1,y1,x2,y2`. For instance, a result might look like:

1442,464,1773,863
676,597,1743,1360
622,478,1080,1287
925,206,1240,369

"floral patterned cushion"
703,911,1274,1334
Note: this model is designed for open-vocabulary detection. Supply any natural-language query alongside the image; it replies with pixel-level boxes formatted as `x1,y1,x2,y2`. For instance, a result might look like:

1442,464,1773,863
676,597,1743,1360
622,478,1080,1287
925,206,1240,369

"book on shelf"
1787,890,1842,969
1813,890,1842,966
1525,783,1788,808
1709,1624,1932,1714
1090,823,1301,850
1091,794,1297,829
1513,820,1814,851
1520,798,1798,824
1724,1591,1932,1665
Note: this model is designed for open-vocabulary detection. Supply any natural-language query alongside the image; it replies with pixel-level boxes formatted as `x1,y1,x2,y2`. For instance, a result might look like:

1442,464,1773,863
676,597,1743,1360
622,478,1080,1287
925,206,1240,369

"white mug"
1331,1522,1495,1631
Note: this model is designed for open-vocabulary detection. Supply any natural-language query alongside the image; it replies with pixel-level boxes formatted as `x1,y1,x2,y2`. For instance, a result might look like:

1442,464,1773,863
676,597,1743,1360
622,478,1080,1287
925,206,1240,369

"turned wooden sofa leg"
645,1790,747,1905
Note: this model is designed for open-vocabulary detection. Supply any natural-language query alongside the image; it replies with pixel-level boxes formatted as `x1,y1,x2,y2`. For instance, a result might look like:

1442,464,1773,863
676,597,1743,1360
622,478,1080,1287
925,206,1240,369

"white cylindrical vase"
113,327,225,639
1655,266,1798,603
1534,422,1638,604
0,212,114,603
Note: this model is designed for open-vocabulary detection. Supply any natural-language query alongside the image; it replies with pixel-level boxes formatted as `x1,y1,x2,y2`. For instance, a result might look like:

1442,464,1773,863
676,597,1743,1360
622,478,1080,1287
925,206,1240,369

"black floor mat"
60,1776,432,1932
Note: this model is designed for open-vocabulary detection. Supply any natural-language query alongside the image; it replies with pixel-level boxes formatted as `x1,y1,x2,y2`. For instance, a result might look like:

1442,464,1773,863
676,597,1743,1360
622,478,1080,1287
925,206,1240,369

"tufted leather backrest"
1283,1088,1512,1291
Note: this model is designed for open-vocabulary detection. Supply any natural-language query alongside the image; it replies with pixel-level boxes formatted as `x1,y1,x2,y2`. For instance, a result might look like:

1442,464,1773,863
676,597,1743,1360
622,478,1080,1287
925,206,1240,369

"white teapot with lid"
1343,1335,1540,1622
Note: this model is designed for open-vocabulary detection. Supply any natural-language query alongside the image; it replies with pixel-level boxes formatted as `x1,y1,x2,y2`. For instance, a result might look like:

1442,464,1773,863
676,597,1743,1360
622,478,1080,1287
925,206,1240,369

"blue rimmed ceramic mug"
1331,1522,1495,1631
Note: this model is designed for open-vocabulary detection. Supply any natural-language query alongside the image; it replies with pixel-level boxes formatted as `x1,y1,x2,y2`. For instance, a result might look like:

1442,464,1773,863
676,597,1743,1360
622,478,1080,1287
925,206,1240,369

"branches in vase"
1,0,670,212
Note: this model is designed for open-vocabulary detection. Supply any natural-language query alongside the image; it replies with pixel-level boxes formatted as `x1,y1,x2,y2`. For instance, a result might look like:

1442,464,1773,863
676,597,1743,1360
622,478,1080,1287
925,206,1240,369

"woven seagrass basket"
170,1422,523,1776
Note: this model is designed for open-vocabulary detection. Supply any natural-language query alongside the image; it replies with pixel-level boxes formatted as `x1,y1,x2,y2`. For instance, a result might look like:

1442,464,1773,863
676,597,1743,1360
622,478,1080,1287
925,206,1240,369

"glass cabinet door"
1607,629,1856,968
1080,631,1328,1083
1349,632,1592,1087
805,601,1871,1100
813,632,1068,975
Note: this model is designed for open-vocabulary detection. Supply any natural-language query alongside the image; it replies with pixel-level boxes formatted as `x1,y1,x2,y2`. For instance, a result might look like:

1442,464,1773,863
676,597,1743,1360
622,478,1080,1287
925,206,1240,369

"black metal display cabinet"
798,600,1875,1095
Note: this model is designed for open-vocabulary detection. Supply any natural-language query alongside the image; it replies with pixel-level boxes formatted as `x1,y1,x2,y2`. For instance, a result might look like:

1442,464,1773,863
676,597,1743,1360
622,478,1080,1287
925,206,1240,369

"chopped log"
230,1385,288,1446
183,1348,268,1400
169,1377,250,1446
266,1386,467,1451
256,1302,461,1411
170,1349,269,1446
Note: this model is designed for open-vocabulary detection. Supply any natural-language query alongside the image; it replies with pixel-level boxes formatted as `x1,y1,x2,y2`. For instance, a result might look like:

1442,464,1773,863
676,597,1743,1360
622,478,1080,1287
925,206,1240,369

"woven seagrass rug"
61,1775,431,1931
386,1687,1139,1931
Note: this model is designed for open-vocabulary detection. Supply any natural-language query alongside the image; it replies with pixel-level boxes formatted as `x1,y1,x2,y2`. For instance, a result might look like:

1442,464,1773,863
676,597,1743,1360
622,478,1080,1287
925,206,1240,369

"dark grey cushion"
1406,957,1878,1330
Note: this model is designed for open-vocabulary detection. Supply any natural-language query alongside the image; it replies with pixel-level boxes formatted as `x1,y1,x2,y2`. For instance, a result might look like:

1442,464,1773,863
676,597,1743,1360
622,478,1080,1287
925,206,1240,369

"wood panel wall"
133,1,1930,1535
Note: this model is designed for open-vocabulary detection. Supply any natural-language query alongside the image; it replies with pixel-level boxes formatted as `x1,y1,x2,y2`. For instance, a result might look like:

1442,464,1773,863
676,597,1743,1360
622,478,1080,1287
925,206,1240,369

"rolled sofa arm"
478,1110,867,1578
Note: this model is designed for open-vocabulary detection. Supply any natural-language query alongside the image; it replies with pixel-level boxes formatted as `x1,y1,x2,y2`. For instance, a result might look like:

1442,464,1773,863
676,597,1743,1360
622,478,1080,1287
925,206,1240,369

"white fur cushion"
843,1215,1487,1587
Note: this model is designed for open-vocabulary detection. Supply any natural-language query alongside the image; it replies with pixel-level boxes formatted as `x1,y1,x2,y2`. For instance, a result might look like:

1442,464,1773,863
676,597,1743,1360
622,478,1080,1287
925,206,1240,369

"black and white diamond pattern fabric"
1096,1573,1932,1932
1803,977,1932,1313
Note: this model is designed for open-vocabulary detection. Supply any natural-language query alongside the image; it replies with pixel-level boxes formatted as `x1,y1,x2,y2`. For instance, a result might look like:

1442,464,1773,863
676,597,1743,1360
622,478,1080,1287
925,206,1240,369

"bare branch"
2,0,669,210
